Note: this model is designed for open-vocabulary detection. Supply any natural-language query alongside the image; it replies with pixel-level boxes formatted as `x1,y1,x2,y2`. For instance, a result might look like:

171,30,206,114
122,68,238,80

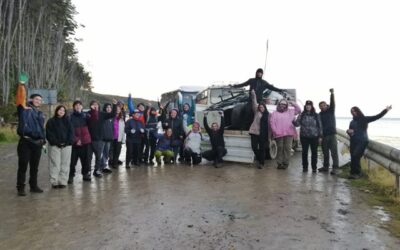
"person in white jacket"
182,117,203,165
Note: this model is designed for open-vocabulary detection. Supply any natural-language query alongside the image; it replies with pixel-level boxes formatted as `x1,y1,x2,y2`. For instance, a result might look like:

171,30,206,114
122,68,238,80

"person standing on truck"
249,90,269,169
232,68,285,103
231,68,284,130
318,89,339,175
269,99,301,169
346,105,392,179
202,111,227,168
293,100,322,173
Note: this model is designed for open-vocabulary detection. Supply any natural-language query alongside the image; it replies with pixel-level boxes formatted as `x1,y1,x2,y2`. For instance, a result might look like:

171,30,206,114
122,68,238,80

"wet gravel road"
0,143,399,249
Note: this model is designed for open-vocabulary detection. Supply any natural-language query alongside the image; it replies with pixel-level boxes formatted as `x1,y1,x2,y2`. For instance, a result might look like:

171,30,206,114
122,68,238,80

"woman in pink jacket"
269,99,301,169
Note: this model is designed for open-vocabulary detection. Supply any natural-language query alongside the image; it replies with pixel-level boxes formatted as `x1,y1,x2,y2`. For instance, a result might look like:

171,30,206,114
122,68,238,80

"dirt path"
0,143,399,249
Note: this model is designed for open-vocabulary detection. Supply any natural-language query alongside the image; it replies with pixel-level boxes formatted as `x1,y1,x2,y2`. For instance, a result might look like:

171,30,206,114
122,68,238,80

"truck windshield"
210,88,235,104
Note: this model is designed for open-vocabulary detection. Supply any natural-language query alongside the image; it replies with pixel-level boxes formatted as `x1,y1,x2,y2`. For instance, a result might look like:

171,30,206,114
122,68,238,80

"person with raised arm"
202,111,227,168
346,105,392,179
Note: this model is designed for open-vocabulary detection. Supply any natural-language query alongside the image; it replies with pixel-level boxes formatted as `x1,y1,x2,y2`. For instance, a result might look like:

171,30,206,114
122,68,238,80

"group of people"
14,68,392,196
15,90,227,196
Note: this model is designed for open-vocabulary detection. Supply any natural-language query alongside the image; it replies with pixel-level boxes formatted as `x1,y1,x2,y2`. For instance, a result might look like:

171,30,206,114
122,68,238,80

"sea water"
336,118,400,149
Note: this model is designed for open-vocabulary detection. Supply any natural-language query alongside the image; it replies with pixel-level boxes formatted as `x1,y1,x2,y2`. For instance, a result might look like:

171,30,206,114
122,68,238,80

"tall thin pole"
263,39,269,73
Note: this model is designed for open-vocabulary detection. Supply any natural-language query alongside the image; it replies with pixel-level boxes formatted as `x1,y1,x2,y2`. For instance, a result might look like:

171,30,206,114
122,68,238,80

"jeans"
322,134,339,169
70,144,91,177
300,136,319,170
17,138,42,188
250,134,266,165
101,141,111,168
202,146,227,163
88,140,105,172
350,139,368,175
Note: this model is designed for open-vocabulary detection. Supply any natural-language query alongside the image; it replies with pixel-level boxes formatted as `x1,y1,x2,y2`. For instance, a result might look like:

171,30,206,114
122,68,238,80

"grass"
338,160,400,238
0,125,19,143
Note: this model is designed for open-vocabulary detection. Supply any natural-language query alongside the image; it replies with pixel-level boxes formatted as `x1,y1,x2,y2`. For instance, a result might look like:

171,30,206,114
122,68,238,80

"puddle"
373,206,391,222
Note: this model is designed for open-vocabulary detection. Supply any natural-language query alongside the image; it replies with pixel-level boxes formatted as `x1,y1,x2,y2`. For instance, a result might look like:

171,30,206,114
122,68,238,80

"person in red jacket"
69,100,92,183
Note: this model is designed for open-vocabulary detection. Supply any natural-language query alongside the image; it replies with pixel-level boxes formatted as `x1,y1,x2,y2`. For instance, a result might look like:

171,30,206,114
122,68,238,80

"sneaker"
125,165,131,169
58,184,67,188
312,169,317,173
93,171,103,178
30,187,43,193
256,161,263,169
102,168,112,174
302,168,308,172
330,169,338,175
52,184,59,189
318,167,329,172
117,160,123,165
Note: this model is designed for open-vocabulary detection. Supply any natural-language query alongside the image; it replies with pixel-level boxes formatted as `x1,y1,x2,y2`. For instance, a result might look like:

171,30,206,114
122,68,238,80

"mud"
0,143,399,249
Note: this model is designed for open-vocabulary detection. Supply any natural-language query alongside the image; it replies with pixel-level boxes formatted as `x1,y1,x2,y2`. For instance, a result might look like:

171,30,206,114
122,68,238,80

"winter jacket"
269,101,301,139
233,76,283,103
155,133,173,151
46,116,74,146
183,119,202,154
125,117,145,143
17,103,45,140
162,114,184,141
348,109,388,142
70,111,91,145
144,109,160,138
319,92,336,136
204,116,225,150
295,112,322,138
249,90,269,139
102,118,114,142
87,105,116,141
113,117,125,142
180,99,195,127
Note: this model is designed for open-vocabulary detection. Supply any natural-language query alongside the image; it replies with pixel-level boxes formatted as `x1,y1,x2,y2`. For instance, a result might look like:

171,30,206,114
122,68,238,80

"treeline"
0,0,92,106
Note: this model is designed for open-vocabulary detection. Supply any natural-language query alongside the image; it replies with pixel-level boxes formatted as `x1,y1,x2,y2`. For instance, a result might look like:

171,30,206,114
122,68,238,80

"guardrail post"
396,175,400,196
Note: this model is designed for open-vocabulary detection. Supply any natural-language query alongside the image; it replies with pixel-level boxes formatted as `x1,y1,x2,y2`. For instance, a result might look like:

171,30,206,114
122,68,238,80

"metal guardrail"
336,128,400,194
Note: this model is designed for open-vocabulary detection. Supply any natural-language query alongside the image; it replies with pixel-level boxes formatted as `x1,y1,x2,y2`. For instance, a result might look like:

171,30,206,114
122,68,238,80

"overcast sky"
72,0,400,117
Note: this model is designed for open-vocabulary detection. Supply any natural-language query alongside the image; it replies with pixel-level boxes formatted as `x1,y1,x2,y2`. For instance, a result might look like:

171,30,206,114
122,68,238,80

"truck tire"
265,139,277,160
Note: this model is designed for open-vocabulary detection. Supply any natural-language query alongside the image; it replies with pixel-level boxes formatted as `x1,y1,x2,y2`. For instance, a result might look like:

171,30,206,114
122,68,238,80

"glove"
130,129,136,134
140,128,144,133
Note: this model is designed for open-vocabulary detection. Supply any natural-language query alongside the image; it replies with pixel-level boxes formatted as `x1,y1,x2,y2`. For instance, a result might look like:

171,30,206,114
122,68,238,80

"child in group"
154,128,175,165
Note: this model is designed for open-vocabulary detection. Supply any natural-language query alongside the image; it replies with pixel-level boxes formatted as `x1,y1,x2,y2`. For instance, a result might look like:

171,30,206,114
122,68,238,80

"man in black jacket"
16,94,46,196
232,68,284,103
231,68,284,130
318,89,339,175
202,111,227,168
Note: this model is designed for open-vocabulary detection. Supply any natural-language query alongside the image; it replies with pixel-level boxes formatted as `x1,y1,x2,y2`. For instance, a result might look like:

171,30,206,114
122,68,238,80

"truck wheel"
266,140,277,160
